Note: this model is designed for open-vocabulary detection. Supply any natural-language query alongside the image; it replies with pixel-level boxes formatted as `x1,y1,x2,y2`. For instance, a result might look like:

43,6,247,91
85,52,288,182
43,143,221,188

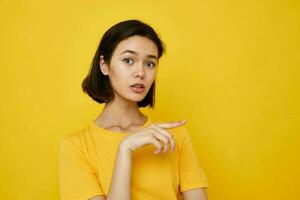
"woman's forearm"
106,143,132,200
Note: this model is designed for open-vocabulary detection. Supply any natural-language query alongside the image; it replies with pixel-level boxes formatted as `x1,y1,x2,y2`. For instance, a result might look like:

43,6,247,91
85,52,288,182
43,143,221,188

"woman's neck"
93,100,148,132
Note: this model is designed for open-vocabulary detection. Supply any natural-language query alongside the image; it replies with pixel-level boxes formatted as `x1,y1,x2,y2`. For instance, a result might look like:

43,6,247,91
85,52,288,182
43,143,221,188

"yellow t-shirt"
59,117,209,200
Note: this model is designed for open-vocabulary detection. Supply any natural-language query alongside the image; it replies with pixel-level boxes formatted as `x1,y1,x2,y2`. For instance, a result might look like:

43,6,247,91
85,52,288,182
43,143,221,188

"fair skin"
88,35,208,200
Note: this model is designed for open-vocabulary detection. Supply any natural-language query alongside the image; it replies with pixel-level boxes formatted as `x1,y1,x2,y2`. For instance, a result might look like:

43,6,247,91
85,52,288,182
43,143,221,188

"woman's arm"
88,143,132,200
89,121,185,200
89,143,132,200
88,196,105,200
182,188,208,200
105,143,132,200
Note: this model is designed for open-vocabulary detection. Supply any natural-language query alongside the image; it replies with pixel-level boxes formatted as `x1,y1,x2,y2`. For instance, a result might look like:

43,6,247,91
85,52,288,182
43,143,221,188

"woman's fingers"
152,131,170,153
145,120,186,154
122,119,186,154
149,120,186,153
151,125,175,152
149,136,163,154
155,120,186,130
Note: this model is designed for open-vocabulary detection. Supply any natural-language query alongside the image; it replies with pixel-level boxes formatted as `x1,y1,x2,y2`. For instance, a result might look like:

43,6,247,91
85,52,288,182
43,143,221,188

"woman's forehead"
114,36,158,57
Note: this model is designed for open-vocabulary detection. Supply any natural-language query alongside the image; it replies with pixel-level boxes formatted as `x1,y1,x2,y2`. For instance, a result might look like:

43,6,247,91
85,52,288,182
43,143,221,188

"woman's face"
100,35,158,103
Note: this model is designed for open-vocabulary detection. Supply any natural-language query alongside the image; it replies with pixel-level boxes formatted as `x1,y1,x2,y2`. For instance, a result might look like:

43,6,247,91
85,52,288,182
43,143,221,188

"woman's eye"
146,62,156,68
123,58,134,65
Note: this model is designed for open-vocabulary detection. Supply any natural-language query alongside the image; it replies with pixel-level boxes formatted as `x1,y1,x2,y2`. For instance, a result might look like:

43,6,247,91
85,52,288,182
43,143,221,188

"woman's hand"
119,120,186,154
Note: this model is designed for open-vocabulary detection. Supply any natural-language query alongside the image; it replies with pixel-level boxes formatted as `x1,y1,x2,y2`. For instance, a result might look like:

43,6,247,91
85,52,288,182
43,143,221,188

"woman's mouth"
130,84,145,93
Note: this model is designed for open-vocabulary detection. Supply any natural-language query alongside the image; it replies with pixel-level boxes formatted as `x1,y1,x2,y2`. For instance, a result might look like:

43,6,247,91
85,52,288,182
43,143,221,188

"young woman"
59,19,209,200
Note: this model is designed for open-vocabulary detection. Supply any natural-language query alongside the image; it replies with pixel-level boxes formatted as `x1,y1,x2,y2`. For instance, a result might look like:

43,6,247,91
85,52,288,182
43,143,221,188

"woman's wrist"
118,141,133,155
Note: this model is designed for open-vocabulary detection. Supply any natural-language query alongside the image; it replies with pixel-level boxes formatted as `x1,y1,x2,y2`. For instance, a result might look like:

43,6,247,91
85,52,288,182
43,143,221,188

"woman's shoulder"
59,124,93,148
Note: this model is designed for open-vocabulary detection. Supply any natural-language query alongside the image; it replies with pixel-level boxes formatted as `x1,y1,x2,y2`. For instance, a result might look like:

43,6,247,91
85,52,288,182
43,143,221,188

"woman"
59,19,209,200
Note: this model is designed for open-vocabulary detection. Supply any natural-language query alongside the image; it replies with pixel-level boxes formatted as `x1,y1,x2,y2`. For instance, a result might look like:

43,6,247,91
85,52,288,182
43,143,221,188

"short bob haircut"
81,19,166,108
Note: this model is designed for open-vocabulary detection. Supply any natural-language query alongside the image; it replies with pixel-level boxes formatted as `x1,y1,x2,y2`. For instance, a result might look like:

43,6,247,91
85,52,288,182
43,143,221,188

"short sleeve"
59,136,104,200
178,127,210,192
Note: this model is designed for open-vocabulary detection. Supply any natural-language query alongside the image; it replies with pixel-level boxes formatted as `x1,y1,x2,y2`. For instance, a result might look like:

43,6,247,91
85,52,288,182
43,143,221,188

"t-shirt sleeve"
178,126,210,192
59,136,105,200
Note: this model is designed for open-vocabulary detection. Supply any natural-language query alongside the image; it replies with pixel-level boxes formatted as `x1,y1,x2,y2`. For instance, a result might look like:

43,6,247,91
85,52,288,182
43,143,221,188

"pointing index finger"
155,120,186,129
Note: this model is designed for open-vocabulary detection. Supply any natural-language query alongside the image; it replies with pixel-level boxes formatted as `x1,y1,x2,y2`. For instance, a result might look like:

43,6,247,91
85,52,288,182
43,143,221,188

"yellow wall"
0,0,299,199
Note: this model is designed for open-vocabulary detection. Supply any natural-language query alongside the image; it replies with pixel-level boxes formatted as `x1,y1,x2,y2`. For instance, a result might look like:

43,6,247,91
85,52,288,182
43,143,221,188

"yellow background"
0,0,299,199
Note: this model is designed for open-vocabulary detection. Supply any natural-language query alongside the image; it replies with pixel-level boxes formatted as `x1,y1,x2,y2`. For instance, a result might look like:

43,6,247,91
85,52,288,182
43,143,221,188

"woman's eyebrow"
121,49,157,60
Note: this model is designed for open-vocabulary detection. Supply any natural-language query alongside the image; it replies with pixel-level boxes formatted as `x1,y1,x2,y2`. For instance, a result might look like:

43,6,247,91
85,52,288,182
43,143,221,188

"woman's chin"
127,93,146,102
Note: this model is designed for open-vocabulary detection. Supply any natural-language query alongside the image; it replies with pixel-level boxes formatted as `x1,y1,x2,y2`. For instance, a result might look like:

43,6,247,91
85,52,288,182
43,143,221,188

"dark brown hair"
81,19,166,108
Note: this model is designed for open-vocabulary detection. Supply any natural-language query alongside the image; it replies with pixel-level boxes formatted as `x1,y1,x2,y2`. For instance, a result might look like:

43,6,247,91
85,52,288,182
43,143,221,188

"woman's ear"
99,55,109,75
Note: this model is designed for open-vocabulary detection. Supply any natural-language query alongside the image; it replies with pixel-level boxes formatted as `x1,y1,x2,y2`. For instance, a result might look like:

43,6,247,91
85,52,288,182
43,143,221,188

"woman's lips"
130,86,145,93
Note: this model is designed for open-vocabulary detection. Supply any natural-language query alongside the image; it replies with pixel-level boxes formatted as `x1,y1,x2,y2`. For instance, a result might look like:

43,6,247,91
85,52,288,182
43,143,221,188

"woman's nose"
134,63,145,77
